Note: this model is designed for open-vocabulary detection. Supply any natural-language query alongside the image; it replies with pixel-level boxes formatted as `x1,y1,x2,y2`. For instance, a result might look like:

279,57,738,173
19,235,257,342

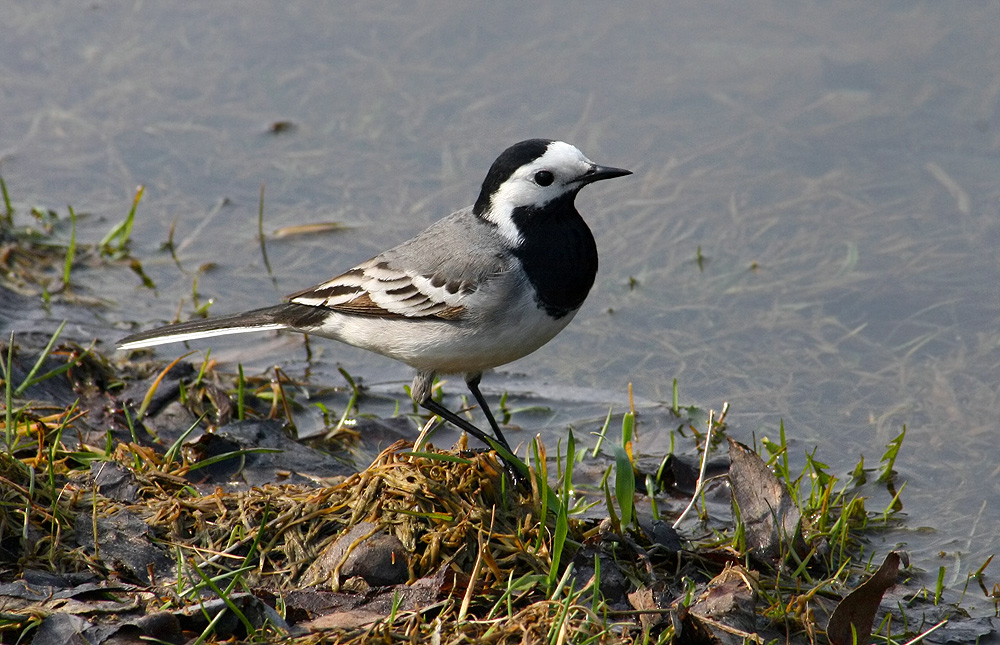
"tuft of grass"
99,184,144,257
0,181,157,297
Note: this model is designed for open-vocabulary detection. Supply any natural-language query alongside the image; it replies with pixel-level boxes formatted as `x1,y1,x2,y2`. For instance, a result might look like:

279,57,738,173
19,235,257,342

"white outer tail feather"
117,323,286,351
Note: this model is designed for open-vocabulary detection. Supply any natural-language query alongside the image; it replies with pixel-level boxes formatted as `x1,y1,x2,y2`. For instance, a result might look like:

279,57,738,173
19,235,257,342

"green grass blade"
562,429,575,500
547,494,569,594
228,503,270,594
621,409,634,448
13,320,67,397
63,206,77,286
590,407,613,458
236,364,246,421
187,558,256,636
878,426,906,483
3,334,14,449
611,441,635,529
184,448,282,473
163,414,207,468
0,174,12,225
257,183,275,280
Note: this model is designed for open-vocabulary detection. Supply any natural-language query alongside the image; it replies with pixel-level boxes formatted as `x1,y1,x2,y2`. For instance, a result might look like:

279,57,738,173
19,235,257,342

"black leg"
419,377,525,486
420,397,505,451
465,374,511,452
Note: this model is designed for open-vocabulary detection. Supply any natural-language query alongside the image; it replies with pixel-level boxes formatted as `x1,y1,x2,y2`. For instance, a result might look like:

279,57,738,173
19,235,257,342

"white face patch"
483,141,594,246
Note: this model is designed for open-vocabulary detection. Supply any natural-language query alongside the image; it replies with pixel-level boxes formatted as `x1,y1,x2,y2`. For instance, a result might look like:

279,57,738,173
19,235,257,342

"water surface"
2,1,998,614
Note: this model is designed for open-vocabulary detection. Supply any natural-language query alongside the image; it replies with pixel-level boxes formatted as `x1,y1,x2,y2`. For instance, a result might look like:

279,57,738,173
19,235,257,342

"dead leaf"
728,438,804,565
690,564,759,635
628,586,665,634
827,550,908,645
304,610,387,630
73,510,176,585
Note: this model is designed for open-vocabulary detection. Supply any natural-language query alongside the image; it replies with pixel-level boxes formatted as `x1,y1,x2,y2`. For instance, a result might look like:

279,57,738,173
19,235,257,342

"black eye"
534,170,554,186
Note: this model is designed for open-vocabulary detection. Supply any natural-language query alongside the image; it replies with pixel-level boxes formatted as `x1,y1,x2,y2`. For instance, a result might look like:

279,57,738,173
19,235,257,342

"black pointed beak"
574,164,632,185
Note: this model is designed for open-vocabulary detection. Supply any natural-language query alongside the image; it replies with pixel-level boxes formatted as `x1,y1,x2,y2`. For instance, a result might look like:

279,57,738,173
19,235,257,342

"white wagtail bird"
119,139,631,454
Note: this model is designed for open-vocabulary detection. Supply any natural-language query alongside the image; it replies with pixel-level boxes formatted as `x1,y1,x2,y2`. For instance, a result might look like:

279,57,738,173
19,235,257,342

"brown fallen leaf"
627,586,665,635
305,610,388,630
827,550,908,645
728,438,805,566
690,564,759,635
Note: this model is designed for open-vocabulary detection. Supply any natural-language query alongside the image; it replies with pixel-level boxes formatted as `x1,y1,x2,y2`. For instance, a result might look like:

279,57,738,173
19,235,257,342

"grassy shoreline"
0,183,986,644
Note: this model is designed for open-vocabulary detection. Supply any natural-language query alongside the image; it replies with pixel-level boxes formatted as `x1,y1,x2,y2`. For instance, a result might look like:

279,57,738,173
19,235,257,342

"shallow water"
2,1,999,616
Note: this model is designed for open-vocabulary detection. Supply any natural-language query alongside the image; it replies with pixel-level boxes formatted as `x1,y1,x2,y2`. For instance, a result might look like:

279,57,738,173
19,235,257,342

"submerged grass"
0,183,152,298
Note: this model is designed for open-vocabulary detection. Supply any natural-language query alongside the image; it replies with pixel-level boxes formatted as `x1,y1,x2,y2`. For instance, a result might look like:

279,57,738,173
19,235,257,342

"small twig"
672,402,729,529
